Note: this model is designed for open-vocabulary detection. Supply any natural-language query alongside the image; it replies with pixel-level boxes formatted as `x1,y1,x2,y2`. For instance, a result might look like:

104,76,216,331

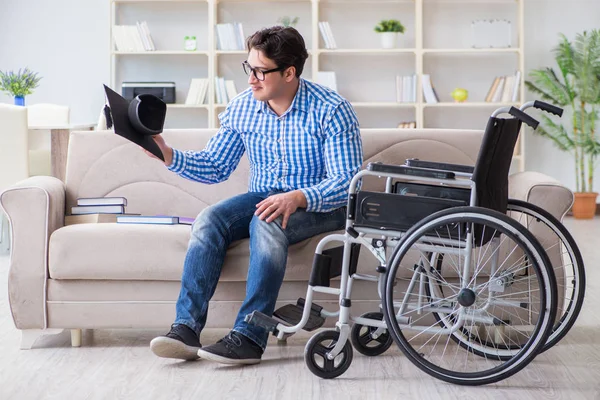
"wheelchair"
245,100,585,385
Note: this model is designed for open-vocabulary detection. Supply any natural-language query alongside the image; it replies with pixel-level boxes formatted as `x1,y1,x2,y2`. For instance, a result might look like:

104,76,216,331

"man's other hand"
146,135,174,166
255,190,308,229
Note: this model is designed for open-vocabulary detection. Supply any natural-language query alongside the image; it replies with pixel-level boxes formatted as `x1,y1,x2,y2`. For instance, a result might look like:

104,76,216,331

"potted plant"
374,19,405,49
0,68,42,106
277,16,299,28
526,30,600,219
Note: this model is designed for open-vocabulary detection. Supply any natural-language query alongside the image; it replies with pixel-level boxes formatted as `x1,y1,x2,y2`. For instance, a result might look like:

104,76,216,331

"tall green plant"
526,30,600,192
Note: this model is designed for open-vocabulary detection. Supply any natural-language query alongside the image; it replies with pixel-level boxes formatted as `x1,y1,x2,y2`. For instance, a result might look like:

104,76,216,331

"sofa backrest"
65,128,484,217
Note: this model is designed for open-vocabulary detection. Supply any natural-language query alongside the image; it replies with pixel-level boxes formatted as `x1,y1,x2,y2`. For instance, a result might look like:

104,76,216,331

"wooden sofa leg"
20,329,64,349
71,329,82,347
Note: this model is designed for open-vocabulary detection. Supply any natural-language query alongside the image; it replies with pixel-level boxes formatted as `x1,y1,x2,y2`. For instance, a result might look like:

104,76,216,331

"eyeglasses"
242,61,286,81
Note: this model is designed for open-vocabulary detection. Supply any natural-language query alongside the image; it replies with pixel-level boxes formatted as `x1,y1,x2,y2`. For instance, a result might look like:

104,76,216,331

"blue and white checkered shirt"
167,78,363,213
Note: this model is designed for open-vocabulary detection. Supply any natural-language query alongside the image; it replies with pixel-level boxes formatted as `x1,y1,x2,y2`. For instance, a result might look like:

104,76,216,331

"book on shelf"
71,205,125,215
113,22,156,52
185,78,209,105
77,197,127,206
318,21,337,49
485,71,521,103
316,71,337,92
216,23,245,51
214,76,238,104
421,74,439,104
396,75,417,103
65,213,139,225
116,215,193,225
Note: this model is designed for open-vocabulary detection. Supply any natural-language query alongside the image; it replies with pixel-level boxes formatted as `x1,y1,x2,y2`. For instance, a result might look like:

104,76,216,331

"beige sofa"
0,128,574,349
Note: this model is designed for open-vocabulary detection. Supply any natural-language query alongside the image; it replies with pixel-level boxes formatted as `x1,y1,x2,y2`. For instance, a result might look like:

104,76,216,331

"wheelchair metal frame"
246,100,579,385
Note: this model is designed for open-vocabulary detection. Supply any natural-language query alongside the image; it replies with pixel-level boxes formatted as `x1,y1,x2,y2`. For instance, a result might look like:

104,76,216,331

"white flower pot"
380,32,398,49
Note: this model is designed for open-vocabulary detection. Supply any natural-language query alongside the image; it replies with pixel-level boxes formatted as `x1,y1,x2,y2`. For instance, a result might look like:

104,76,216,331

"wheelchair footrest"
273,298,326,332
244,311,280,333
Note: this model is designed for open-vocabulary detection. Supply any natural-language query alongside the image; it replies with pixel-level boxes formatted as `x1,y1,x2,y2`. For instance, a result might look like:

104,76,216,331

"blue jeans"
174,192,346,349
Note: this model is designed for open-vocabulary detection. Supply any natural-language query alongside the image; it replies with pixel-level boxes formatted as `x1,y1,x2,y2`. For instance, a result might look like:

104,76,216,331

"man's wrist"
163,147,174,166
295,190,308,208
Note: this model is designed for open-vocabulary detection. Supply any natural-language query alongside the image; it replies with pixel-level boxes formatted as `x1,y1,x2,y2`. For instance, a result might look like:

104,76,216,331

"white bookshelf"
110,0,526,170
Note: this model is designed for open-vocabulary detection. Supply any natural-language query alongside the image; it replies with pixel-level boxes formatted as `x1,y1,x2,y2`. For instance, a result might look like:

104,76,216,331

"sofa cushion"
49,223,366,281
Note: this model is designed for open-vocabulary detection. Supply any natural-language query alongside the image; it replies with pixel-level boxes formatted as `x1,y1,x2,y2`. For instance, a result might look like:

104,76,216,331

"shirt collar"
255,78,308,114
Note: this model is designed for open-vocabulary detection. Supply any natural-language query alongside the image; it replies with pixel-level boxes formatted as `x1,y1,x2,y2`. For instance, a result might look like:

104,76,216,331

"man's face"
246,48,288,102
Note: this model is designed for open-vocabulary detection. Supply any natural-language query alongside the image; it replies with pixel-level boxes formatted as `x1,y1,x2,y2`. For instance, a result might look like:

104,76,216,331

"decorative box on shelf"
471,19,512,49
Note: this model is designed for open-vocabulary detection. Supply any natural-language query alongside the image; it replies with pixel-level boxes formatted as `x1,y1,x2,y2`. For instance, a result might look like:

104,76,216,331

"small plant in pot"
0,68,42,106
374,19,405,49
526,30,600,219
277,16,299,28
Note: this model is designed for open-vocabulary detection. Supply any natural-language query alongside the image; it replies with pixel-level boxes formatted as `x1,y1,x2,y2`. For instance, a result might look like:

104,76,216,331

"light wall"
0,0,599,194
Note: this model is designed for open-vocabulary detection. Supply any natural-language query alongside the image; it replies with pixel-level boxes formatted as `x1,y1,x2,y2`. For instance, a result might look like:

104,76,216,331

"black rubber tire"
350,312,394,356
426,199,586,358
304,330,353,379
383,206,557,386
507,199,585,352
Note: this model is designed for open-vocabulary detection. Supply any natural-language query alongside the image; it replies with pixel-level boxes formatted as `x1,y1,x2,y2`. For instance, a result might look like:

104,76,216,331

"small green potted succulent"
277,16,299,28
374,19,405,49
0,68,42,106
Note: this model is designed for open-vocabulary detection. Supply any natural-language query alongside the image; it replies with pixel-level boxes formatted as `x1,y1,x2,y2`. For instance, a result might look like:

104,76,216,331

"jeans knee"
250,216,288,260
190,206,228,244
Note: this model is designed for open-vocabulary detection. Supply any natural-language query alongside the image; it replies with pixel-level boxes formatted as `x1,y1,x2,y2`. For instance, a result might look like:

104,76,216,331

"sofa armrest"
509,171,574,222
0,176,65,329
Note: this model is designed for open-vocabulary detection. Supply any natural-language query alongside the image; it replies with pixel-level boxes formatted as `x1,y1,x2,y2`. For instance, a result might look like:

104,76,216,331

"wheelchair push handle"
509,107,539,129
533,101,563,117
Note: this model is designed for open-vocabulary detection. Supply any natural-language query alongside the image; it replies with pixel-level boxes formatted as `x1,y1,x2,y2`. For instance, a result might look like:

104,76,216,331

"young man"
149,26,363,365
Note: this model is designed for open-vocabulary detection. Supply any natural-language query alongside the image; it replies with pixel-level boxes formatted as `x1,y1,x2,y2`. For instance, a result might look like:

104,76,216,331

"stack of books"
318,22,337,49
185,78,210,105
66,197,129,225
396,75,418,103
216,23,245,51
214,77,238,104
113,22,156,52
421,74,440,104
485,71,521,103
116,216,194,225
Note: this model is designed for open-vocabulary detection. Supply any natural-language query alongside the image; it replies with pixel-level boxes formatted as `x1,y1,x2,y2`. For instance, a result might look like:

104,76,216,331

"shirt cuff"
300,187,323,212
166,149,186,173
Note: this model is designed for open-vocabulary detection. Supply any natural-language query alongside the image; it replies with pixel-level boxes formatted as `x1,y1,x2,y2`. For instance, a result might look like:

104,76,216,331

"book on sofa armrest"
117,215,179,225
72,205,125,215
116,215,195,225
65,213,140,225
77,197,127,206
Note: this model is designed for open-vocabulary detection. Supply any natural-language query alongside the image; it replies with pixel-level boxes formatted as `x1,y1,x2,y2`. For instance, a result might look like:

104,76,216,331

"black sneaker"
150,324,201,360
197,331,263,365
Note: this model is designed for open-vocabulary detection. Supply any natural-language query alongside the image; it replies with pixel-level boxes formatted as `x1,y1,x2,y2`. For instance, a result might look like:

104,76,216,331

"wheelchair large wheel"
383,206,557,386
506,199,585,352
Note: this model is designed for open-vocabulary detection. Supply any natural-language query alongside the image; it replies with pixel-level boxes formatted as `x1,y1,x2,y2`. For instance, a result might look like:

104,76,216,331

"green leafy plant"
277,16,299,28
526,30,600,193
0,68,42,97
374,19,405,34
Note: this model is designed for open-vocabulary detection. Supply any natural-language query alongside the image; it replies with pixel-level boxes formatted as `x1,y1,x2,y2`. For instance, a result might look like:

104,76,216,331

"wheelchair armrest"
367,162,456,180
405,158,474,174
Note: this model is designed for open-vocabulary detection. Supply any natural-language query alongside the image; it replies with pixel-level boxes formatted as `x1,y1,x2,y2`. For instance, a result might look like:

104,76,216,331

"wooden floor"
1,218,600,399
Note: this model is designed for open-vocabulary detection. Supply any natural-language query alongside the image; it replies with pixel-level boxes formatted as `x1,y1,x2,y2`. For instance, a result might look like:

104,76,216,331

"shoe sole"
197,348,261,365
150,337,200,360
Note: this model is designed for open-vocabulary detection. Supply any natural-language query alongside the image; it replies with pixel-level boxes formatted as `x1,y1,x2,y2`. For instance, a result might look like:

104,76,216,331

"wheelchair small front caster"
350,312,393,356
304,330,353,379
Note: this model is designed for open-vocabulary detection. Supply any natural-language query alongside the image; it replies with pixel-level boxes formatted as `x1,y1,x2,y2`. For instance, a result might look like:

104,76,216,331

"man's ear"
285,66,296,82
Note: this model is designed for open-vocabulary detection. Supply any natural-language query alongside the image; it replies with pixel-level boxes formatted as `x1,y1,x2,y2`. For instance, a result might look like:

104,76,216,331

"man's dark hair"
246,26,309,78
